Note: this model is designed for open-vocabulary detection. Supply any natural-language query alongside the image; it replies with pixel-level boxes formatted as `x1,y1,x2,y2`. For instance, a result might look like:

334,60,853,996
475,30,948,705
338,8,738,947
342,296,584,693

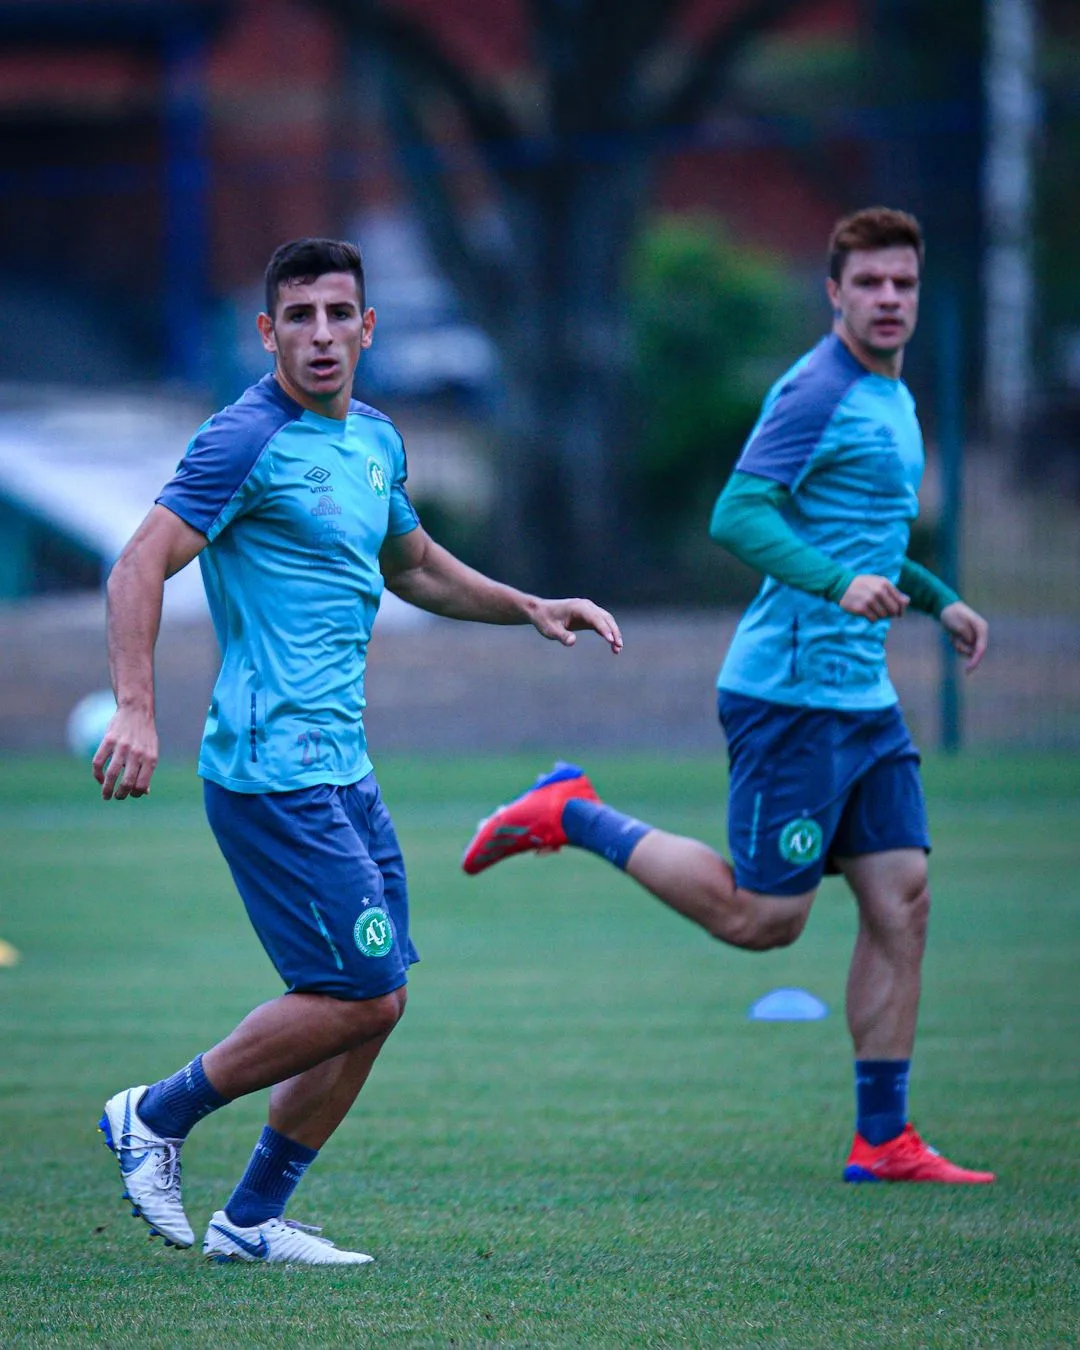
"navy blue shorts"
204,772,418,1000
718,692,930,897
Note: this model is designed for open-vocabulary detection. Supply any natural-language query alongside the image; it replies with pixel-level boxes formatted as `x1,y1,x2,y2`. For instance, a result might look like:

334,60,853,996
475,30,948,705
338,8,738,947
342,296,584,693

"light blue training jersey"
157,373,420,792
718,333,924,711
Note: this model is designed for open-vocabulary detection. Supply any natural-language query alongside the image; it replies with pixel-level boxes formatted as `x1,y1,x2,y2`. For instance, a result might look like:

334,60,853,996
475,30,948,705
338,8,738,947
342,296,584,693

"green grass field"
1,752,1077,1348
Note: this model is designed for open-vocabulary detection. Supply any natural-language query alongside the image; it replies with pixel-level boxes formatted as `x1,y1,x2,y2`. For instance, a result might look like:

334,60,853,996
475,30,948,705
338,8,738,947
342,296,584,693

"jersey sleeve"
709,471,855,602
386,428,421,537
898,558,960,617
156,398,287,540
736,338,863,488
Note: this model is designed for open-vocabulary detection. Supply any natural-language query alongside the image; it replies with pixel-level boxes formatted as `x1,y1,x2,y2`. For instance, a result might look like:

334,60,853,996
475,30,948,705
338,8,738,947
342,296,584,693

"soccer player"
462,207,995,1185
94,237,623,1265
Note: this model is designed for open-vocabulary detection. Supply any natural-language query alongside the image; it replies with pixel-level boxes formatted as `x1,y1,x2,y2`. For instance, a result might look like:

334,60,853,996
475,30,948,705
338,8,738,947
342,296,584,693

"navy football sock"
854,1058,910,1145
138,1054,230,1140
225,1126,319,1228
562,798,652,870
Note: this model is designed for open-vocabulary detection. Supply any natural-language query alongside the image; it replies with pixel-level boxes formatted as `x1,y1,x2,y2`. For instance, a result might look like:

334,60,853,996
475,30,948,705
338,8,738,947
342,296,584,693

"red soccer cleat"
461,762,598,875
843,1123,996,1184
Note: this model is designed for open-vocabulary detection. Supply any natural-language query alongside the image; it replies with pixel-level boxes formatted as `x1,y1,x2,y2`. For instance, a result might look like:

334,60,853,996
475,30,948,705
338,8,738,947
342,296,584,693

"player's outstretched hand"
93,707,159,801
839,574,910,621
940,600,989,673
530,598,623,653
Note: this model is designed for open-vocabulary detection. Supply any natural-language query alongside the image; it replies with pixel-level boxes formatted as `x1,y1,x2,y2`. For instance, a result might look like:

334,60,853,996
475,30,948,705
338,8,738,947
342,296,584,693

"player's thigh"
826,729,928,928
831,747,930,862
340,773,418,967
719,692,847,897
832,750,930,917
204,778,413,999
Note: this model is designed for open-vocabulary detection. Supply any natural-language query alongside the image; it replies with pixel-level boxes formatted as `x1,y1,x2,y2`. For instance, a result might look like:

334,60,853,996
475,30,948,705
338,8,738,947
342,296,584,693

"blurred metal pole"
937,282,964,754
162,18,210,387
982,0,1038,448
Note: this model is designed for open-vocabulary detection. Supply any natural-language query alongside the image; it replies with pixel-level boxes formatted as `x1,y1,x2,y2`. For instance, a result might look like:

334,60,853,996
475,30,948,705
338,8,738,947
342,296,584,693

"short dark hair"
827,207,924,282
264,237,366,317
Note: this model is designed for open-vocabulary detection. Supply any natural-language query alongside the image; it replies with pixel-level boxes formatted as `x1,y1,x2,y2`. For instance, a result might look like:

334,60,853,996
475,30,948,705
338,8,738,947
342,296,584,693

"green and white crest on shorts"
778,817,823,865
354,906,394,958
366,457,390,499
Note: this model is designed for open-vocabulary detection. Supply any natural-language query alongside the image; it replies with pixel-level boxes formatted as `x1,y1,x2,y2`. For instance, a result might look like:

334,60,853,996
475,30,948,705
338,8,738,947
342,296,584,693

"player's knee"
874,876,930,954
768,909,810,949
368,986,408,1038
753,907,809,951
338,986,406,1046
905,882,930,941
717,896,809,951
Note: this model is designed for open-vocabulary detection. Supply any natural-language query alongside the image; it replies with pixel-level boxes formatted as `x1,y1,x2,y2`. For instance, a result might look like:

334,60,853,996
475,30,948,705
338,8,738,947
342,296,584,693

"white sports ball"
65,689,117,759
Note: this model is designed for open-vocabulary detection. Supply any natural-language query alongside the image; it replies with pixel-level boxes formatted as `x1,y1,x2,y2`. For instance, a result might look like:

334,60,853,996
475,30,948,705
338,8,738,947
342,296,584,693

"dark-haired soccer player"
95,237,622,1264
463,207,995,1185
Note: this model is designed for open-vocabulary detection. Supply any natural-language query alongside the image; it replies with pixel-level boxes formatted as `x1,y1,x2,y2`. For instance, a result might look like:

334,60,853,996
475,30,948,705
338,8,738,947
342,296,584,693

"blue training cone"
748,987,829,1021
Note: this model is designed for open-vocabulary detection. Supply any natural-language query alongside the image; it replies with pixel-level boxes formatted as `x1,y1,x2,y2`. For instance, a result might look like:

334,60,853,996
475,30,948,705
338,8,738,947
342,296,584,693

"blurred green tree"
629,217,810,522
623,216,815,602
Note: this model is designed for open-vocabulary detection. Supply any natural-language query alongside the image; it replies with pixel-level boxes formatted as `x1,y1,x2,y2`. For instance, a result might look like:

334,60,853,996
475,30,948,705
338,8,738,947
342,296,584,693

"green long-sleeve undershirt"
709,471,960,618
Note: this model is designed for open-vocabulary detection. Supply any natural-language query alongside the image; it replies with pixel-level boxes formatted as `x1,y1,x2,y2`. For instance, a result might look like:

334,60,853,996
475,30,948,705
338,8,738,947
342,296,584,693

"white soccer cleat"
202,1211,375,1265
99,1086,194,1249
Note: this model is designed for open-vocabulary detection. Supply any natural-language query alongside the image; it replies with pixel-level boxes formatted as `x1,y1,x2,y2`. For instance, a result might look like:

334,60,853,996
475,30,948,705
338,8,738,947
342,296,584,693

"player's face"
257,272,375,418
826,246,920,376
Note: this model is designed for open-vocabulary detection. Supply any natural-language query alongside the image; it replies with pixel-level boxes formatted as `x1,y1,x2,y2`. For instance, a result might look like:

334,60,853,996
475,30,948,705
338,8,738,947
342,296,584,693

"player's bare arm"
839,574,911,621
940,600,989,673
380,526,622,652
94,505,207,802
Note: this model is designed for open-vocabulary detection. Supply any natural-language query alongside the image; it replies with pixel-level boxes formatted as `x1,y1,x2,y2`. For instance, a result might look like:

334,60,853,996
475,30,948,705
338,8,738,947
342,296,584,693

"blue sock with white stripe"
138,1054,230,1140
225,1126,319,1228
562,799,652,870
855,1059,910,1145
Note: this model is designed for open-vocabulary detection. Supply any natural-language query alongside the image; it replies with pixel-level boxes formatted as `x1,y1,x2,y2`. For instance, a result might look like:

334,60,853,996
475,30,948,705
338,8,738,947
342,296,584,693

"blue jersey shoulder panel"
736,335,865,487
157,375,299,536
348,397,394,425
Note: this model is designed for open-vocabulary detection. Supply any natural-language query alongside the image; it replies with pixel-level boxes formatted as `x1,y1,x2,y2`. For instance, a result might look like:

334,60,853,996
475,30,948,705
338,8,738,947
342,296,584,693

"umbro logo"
305,466,331,484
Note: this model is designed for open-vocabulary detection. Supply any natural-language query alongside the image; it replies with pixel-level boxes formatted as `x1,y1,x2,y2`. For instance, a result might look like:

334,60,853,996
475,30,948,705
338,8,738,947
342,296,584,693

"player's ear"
360,306,376,350
257,311,277,355
825,276,841,312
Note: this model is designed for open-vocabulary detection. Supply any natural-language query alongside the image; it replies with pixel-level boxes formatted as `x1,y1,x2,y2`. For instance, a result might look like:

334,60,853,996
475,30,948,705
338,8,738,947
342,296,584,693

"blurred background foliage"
0,0,1076,614
0,0,1077,755
627,216,812,590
